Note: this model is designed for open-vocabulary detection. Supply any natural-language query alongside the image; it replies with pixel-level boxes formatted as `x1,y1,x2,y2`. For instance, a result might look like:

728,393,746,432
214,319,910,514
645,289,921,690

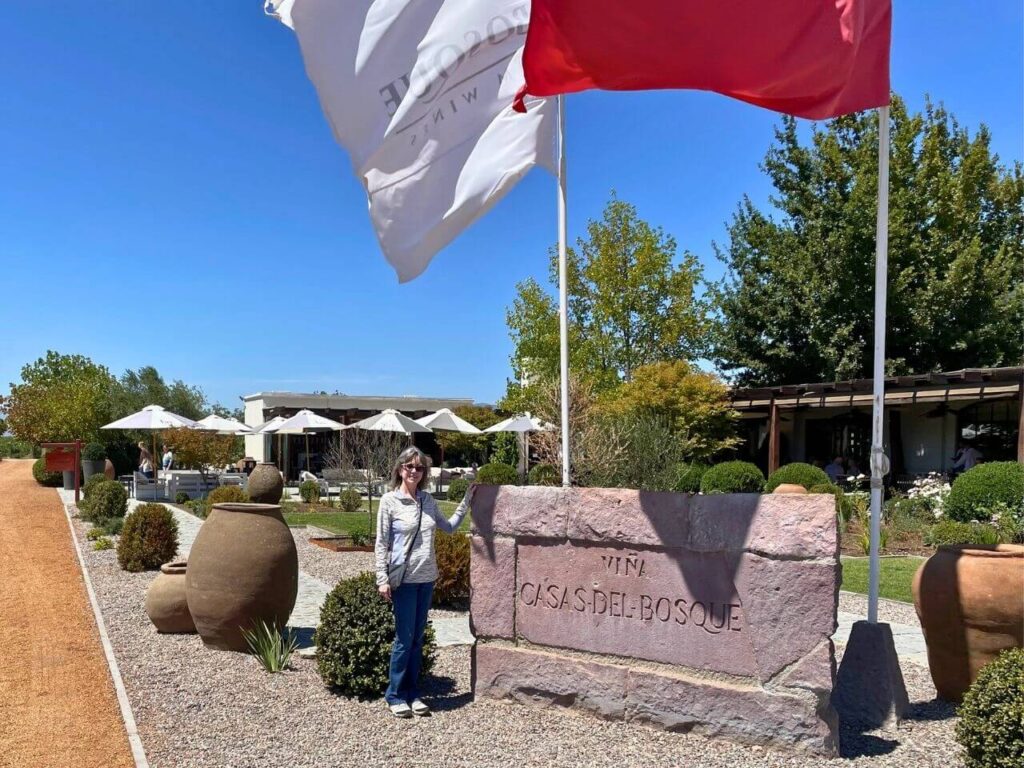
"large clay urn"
185,503,298,652
772,484,809,494
103,458,116,480
145,561,196,634
913,544,1024,702
247,462,284,504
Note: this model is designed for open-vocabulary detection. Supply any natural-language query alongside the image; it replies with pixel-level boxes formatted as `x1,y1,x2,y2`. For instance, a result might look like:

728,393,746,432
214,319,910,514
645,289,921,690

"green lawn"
284,498,467,535
840,556,925,603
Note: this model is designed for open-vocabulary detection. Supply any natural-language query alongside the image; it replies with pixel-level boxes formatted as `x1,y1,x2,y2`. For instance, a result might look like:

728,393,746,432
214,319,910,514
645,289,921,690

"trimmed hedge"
32,458,63,487
528,463,560,487
956,647,1024,768
433,530,470,607
674,462,710,494
315,572,436,697
946,463,1024,523
766,462,830,492
117,503,179,572
476,462,518,486
700,461,765,494
447,477,469,503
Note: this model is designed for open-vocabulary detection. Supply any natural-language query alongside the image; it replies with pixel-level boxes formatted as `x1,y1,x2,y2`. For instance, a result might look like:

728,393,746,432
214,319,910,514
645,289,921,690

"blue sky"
2,2,1021,412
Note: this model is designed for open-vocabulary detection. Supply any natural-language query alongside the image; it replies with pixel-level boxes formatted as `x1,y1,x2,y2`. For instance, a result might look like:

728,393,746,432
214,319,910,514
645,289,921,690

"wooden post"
1017,379,1023,465
74,439,81,505
768,400,780,474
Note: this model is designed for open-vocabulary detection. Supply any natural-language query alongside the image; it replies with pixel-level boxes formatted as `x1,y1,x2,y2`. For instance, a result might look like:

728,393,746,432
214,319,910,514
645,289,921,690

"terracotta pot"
185,503,298,652
912,544,1024,702
247,462,284,504
103,459,116,480
145,561,196,634
772,483,809,494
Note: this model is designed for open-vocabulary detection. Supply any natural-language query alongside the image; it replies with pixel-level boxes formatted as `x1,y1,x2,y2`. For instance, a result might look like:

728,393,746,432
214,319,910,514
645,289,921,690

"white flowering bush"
906,472,951,517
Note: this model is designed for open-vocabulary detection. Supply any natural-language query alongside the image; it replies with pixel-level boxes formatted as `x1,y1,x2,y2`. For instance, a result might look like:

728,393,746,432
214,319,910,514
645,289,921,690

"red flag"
515,0,891,119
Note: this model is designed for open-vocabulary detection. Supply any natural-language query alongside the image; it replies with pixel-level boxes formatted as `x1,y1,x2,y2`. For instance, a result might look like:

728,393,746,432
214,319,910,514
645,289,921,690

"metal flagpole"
556,95,571,488
867,105,891,624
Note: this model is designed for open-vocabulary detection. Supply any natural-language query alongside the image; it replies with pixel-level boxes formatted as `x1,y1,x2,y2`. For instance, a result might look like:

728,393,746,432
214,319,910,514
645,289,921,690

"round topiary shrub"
766,462,830,492
339,488,362,513
81,480,128,523
955,647,1023,768
315,572,436,697
82,442,106,461
674,462,710,493
82,473,112,500
299,479,321,503
528,463,560,487
32,457,63,487
946,463,1024,523
433,530,470,607
447,477,469,503
174,491,191,504
699,461,765,494
201,484,249,517
117,503,179,572
476,462,518,486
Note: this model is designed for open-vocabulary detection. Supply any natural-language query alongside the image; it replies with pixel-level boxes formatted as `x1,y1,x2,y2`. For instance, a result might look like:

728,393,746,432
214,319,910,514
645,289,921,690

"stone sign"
470,487,840,756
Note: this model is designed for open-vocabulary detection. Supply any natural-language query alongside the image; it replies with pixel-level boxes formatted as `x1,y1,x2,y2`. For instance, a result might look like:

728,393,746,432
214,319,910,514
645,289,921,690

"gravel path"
58,494,964,768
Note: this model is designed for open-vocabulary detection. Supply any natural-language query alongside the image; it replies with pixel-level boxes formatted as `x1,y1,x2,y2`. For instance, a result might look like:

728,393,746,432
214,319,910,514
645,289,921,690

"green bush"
476,462,518,486
184,499,206,519
82,442,106,461
0,436,33,458
315,572,437,698
81,480,128,523
674,462,710,493
809,482,855,523
766,462,830,492
32,457,63,487
87,527,106,541
348,519,372,547
339,488,362,513
956,647,1024,768
886,494,938,524
528,463,560,487
200,484,249,518
100,516,124,536
299,480,321,503
447,477,469,502
82,473,112,500
946,462,1024,523
433,530,470,607
117,503,179,572
700,461,765,494
925,519,1001,547
174,491,191,504
93,537,114,551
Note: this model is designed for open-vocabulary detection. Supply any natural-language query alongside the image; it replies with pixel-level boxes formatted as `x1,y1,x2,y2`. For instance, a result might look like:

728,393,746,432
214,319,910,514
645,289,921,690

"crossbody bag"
386,493,423,590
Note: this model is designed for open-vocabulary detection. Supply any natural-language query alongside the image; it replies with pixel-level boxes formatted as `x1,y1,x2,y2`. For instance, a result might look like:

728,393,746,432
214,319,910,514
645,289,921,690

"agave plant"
241,620,299,673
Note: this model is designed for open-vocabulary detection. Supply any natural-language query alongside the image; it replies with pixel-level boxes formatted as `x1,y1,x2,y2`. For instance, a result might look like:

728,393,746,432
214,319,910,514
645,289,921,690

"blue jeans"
385,581,433,705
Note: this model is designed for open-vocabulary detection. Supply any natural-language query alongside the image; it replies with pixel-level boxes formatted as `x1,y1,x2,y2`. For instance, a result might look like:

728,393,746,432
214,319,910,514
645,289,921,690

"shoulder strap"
402,494,424,562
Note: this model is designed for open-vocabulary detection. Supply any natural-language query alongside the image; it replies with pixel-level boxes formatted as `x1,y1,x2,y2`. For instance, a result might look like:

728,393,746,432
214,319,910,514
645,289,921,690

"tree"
434,405,502,466
712,95,1024,386
112,366,209,421
324,430,407,527
163,427,238,484
508,195,711,393
2,351,116,445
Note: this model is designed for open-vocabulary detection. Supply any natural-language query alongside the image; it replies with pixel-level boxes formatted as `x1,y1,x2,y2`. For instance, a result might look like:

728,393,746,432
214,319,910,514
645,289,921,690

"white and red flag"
269,0,555,282
514,0,891,119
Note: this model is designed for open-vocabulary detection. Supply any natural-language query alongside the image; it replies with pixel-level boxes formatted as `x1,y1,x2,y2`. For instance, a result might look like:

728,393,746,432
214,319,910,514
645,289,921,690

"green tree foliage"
508,195,711,392
713,96,1024,386
435,405,502,466
112,365,209,421
2,351,116,445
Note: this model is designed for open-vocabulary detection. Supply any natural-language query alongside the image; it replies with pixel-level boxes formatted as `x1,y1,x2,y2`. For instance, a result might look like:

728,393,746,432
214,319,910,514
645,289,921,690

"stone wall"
469,487,840,756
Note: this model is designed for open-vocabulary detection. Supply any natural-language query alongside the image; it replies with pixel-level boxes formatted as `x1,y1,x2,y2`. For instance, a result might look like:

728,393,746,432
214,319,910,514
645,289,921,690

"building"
242,391,475,478
729,367,1023,480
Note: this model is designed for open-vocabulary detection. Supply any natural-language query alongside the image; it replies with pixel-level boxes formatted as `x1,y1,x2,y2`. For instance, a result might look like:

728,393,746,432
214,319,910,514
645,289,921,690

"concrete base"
833,621,910,731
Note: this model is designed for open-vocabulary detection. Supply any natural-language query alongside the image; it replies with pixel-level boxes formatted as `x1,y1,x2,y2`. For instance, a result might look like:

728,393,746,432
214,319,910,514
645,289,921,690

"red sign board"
45,450,77,473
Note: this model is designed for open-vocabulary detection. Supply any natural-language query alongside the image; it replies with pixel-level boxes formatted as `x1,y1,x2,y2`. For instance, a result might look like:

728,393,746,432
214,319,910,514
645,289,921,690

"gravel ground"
839,590,922,627
70,512,962,768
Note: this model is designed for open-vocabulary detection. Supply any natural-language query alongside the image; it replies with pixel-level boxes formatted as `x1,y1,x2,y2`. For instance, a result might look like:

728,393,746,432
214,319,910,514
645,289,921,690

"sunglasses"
402,463,425,473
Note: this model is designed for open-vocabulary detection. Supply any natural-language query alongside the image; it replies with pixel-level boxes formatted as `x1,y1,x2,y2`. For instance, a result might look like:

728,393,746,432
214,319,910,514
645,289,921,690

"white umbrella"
350,409,432,436
255,415,289,472
483,412,552,434
101,405,200,500
267,409,346,474
196,414,254,435
414,408,482,434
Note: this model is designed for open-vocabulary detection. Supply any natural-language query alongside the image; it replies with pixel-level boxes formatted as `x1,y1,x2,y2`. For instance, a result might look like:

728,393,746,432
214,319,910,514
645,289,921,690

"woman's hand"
378,584,392,602
465,483,478,505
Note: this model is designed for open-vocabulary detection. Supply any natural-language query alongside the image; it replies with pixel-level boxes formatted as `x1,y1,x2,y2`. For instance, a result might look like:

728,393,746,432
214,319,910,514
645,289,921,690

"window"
957,399,1020,462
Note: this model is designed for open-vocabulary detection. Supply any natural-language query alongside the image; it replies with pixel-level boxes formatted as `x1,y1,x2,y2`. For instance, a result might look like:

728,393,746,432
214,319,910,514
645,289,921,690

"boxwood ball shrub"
447,477,469,503
82,442,106,461
81,480,128,523
674,462,710,494
476,462,518,486
955,647,1023,768
81,473,112,500
700,461,766,494
32,457,63,487
315,572,436,698
433,530,470,607
946,462,1024,523
117,503,179,572
201,484,249,518
528,463,560,487
339,488,362,513
766,462,830,492
299,479,321,503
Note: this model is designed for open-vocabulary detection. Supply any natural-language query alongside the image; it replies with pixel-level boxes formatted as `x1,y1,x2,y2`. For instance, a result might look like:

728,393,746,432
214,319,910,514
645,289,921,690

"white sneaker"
388,702,413,718
410,698,430,716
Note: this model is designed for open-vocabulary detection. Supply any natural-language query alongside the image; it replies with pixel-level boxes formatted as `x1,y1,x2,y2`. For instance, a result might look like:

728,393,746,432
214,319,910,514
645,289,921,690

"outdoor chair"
132,471,164,500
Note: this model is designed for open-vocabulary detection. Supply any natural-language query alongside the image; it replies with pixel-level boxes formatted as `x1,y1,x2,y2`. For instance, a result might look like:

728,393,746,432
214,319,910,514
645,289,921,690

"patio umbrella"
484,413,553,478
196,414,254,435
350,408,432,437
101,405,200,500
255,416,289,472
415,408,481,467
268,409,346,474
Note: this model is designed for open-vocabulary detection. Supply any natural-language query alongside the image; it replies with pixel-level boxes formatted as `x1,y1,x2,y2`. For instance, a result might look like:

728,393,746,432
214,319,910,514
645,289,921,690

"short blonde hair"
389,446,431,491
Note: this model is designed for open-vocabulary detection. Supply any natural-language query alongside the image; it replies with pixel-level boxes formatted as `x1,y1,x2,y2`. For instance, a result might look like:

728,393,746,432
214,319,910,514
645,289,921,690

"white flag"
268,0,556,282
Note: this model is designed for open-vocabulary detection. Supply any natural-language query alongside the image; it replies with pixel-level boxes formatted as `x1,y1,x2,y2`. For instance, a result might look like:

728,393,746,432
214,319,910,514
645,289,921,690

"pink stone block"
469,536,516,639
473,643,628,719
565,488,689,548
775,639,837,696
471,485,568,539
515,542,758,676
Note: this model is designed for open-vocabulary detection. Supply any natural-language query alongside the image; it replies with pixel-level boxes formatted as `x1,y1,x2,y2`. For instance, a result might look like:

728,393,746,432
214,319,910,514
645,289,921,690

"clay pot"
247,462,284,504
772,483,809,494
145,561,196,634
912,544,1024,702
103,459,116,480
185,503,298,652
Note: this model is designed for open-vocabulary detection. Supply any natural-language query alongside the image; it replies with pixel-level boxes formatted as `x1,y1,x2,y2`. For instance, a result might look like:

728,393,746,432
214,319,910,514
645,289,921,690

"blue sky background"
2,2,1021,412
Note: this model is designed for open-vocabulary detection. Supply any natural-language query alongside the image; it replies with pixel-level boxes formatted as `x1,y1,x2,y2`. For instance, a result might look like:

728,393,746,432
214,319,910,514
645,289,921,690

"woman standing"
138,441,155,479
375,446,474,718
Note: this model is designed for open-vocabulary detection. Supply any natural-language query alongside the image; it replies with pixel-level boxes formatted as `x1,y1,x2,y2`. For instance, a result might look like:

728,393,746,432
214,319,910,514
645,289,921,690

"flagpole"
556,95,571,488
867,104,891,624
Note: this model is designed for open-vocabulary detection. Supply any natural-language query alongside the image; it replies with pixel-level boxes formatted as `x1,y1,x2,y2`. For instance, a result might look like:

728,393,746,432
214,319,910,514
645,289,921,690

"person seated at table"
824,456,846,483
162,445,175,471
138,442,155,479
